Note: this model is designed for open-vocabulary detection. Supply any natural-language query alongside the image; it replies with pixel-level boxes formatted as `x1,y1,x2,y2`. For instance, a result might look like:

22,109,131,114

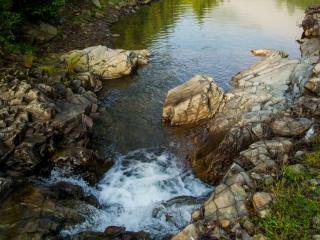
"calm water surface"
82,0,319,237
93,0,317,155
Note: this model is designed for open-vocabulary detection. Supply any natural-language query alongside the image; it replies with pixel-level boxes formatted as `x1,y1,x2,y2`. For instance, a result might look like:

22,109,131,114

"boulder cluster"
0,46,151,239
166,5,320,240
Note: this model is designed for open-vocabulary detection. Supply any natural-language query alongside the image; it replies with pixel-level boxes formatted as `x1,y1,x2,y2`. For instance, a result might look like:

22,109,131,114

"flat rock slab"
162,75,224,126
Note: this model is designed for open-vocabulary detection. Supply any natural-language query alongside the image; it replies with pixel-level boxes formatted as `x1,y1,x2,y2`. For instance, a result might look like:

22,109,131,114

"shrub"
0,0,65,51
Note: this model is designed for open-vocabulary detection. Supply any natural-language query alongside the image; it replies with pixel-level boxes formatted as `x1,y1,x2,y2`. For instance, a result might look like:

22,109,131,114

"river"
57,0,319,238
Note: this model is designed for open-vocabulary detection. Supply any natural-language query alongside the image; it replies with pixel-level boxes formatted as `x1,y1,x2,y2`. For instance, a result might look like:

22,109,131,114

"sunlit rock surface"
162,75,224,126
163,49,317,182
60,45,152,79
302,4,320,38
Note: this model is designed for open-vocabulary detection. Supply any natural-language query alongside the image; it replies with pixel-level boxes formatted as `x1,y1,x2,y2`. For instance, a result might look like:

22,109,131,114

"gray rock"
92,0,101,8
25,22,58,44
60,45,151,79
162,75,224,126
271,117,312,137
171,223,200,240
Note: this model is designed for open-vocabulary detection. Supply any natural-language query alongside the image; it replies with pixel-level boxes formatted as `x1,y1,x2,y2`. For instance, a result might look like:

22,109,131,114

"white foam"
51,147,213,238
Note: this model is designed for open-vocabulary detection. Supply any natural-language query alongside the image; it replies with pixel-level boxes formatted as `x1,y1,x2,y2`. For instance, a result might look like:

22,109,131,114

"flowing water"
62,0,319,238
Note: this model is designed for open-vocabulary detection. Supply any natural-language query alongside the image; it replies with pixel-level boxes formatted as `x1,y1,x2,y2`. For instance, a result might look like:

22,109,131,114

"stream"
55,0,319,238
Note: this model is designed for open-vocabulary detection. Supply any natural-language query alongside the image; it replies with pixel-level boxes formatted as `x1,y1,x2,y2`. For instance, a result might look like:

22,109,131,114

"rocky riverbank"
0,44,151,240
166,4,320,240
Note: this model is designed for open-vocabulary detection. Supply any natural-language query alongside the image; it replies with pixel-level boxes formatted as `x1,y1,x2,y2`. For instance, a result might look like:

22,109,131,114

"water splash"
50,147,213,238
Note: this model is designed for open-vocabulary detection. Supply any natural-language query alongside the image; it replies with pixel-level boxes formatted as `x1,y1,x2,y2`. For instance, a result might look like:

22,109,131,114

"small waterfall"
46,147,213,238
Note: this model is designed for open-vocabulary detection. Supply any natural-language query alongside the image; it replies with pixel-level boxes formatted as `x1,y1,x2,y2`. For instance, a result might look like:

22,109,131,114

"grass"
256,142,320,239
39,65,58,77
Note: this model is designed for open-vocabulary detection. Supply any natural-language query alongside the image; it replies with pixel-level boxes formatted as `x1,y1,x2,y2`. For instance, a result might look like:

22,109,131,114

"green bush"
0,0,65,51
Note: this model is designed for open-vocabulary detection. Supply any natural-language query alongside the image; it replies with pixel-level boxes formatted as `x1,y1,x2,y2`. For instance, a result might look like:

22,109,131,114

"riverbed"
83,0,319,238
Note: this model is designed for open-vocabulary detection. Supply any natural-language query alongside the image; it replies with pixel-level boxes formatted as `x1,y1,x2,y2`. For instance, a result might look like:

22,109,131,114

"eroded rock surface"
162,75,224,126
60,45,152,79
163,49,316,182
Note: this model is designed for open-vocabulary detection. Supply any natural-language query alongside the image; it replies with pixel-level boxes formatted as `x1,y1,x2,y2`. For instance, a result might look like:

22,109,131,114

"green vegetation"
0,0,65,51
39,65,57,77
256,144,320,239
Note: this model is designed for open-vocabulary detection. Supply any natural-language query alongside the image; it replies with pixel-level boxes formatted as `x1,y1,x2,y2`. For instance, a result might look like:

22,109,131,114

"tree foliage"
0,0,65,50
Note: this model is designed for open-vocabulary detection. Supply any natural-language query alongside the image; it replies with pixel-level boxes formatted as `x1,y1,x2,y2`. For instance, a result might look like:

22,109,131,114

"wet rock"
51,147,103,180
60,45,151,79
84,194,100,208
55,181,84,200
171,223,200,240
0,183,97,239
162,75,224,126
271,117,312,137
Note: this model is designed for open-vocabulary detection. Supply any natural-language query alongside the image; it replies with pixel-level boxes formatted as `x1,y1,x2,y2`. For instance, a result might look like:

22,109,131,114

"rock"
25,99,55,121
287,164,305,174
294,150,305,157
302,4,320,38
171,224,200,240
55,181,84,200
25,22,58,44
253,234,267,240
300,38,320,57
204,183,248,227
252,192,274,218
312,215,320,225
313,235,320,240
95,12,104,18
271,117,312,137
243,219,255,232
0,183,98,239
60,45,151,79
191,209,201,221
162,75,224,126
310,179,320,185
118,1,127,8
305,77,320,94
50,147,103,180
92,0,101,8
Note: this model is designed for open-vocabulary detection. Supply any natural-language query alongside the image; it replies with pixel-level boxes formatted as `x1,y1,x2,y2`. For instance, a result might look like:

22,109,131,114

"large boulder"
162,75,224,126
60,45,152,79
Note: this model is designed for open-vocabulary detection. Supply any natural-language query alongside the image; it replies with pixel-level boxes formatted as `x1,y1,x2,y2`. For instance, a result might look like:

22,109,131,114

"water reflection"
93,0,318,157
